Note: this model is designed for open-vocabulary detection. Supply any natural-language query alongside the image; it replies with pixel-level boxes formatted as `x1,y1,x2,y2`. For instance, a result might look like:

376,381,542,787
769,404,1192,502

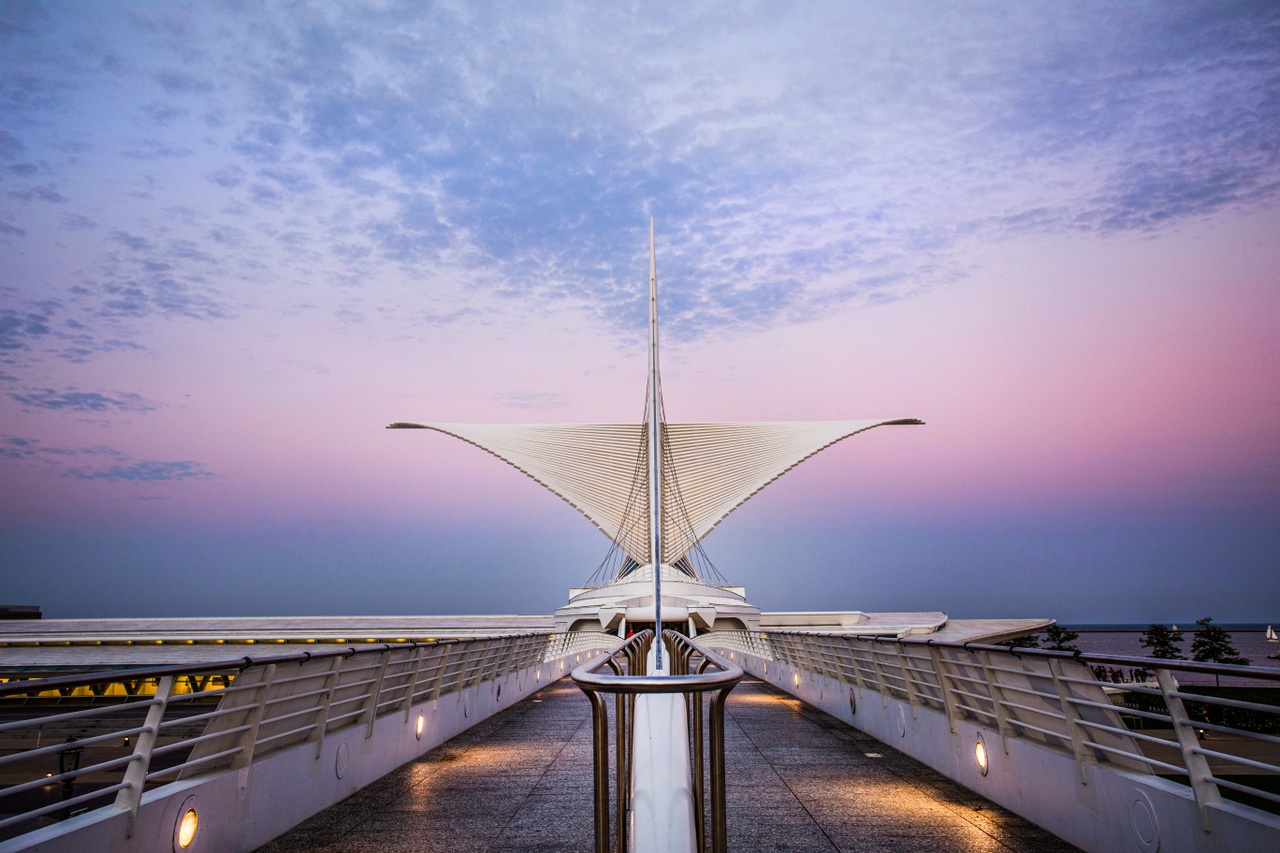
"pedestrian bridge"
1,629,1277,853
259,676,1074,853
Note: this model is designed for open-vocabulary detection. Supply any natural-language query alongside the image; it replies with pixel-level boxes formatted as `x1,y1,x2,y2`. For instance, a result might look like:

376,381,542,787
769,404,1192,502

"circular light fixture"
173,796,199,851
415,713,425,740
974,734,989,776
177,809,198,848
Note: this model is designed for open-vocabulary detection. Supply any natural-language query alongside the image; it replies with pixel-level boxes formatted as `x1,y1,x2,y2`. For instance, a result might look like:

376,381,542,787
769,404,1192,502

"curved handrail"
571,630,742,853
764,629,1280,681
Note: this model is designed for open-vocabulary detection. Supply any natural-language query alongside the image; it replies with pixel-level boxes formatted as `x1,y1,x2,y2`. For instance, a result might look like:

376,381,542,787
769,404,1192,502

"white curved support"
628,650,696,853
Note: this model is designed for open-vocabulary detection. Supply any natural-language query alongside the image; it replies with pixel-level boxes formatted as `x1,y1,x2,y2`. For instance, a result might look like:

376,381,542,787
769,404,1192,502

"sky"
1,1,1277,623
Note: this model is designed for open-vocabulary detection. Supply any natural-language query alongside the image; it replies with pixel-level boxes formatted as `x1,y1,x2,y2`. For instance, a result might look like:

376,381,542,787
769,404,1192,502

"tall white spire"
647,218,664,667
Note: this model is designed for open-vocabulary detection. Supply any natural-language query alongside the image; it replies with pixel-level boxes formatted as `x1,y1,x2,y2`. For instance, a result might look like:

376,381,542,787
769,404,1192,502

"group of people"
1090,664,1153,684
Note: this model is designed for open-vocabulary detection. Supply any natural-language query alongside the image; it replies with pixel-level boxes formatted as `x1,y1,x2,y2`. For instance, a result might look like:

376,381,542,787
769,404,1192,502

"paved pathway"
257,678,1078,852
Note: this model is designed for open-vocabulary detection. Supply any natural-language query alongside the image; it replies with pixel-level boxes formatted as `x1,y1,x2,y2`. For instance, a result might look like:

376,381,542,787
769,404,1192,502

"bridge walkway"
257,678,1078,853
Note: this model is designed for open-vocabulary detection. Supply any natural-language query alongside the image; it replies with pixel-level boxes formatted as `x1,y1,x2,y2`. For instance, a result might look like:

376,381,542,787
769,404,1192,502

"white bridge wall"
1,652,590,853
714,643,1280,853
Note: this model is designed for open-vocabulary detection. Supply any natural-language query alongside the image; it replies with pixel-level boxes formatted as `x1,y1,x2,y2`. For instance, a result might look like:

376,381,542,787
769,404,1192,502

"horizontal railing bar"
0,781,130,831
1000,719,1072,742
251,722,320,750
1192,747,1280,775
260,705,327,728
262,685,334,707
996,699,1067,722
951,701,998,721
1083,741,1186,774
148,724,253,757
1167,690,1280,716
1072,720,1181,749
145,746,243,781
948,686,997,703
0,696,164,733
988,682,1060,703
1209,776,1280,805
1189,720,1280,746
0,724,152,768
0,752,140,800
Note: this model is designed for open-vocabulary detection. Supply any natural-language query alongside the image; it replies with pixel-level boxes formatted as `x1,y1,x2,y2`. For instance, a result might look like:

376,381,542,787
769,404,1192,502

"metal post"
587,689,611,853
1048,658,1093,784
402,644,428,720
976,650,1014,752
895,645,919,718
362,650,392,738
926,644,959,734
709,687,730,853
1156,668,1221,829
310,656,343,758
232,664,276,770
869,644,890,708
114,675,174,836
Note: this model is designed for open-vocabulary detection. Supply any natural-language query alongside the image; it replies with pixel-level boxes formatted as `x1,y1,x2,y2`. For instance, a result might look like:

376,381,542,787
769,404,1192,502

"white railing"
0,632,610,844
707,630,1280,827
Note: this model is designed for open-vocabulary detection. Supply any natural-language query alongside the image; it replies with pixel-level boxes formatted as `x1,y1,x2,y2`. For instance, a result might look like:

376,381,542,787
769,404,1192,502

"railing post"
1156,668,1221,829
233,664,276,770
431,643,456,701
846,638,867,699
362,649,392,738
869,643,890,708
976,650,1014,752
402,644,428,720
709,686,730,853
113,675,174,836
310,656,344,758
895,645,919,718
586,689,611,853
926,644,959,734
1047,658,1093,784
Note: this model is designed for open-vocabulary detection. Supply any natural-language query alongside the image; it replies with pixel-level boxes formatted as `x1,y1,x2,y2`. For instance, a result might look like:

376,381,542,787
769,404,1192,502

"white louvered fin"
388,418,921,565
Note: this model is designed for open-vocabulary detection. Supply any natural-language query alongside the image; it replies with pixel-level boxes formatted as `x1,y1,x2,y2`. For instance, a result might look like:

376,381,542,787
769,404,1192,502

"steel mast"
647,218,664,670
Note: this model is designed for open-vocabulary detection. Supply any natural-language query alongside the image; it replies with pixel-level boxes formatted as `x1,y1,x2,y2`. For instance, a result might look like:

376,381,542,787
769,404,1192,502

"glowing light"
974,735,989,776
177,808,198,848
793,672,800,687
416,713,425,740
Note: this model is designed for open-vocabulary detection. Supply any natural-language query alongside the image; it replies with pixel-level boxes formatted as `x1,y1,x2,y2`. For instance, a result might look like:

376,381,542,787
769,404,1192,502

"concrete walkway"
257,678,1078,852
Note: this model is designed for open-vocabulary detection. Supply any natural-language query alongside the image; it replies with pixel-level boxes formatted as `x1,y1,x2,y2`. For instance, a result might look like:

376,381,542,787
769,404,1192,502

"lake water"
1059,625,1279,687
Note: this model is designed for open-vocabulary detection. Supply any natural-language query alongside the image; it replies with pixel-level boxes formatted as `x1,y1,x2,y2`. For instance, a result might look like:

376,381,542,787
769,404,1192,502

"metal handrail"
710,629,1280,830
571,630,744,853
0,631,609,844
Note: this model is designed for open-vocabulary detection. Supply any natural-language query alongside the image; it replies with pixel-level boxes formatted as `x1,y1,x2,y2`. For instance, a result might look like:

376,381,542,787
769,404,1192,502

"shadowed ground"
256,678,1077,852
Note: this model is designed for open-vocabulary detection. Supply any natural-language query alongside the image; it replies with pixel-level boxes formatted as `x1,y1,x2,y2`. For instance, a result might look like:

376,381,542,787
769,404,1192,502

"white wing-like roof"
388,419,920,564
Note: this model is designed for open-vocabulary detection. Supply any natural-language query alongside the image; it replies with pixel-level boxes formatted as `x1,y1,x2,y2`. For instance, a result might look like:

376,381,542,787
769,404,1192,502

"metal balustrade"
0,631,612,843
707,630,1280,825
571,630,743,853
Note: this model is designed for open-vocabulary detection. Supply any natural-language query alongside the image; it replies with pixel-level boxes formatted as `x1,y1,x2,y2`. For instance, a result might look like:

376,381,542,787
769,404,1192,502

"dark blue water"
1065,625,1279,666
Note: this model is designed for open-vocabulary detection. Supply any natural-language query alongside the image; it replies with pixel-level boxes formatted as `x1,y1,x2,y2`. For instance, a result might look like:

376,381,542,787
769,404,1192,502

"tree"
1191,617,1249,686
999,633,1040,649
1140,624,1184,660
1191,617,1249,665
1043,624,1080,652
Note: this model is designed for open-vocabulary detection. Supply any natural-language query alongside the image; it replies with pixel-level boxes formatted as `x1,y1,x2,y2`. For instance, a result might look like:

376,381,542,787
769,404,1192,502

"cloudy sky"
2,1,1277,623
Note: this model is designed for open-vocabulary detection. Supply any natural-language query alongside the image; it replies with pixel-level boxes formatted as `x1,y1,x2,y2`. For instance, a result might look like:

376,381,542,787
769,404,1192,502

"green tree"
1191,617,1249,686
1140,624,1184,660
999,633,1040,649
1043,624,1080,652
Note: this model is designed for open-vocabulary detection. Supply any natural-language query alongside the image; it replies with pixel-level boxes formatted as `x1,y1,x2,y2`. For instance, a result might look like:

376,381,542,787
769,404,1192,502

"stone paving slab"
257,677,1078,852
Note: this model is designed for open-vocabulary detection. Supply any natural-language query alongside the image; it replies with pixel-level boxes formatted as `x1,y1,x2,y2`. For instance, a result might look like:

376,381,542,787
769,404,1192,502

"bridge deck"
257,678,1078,853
